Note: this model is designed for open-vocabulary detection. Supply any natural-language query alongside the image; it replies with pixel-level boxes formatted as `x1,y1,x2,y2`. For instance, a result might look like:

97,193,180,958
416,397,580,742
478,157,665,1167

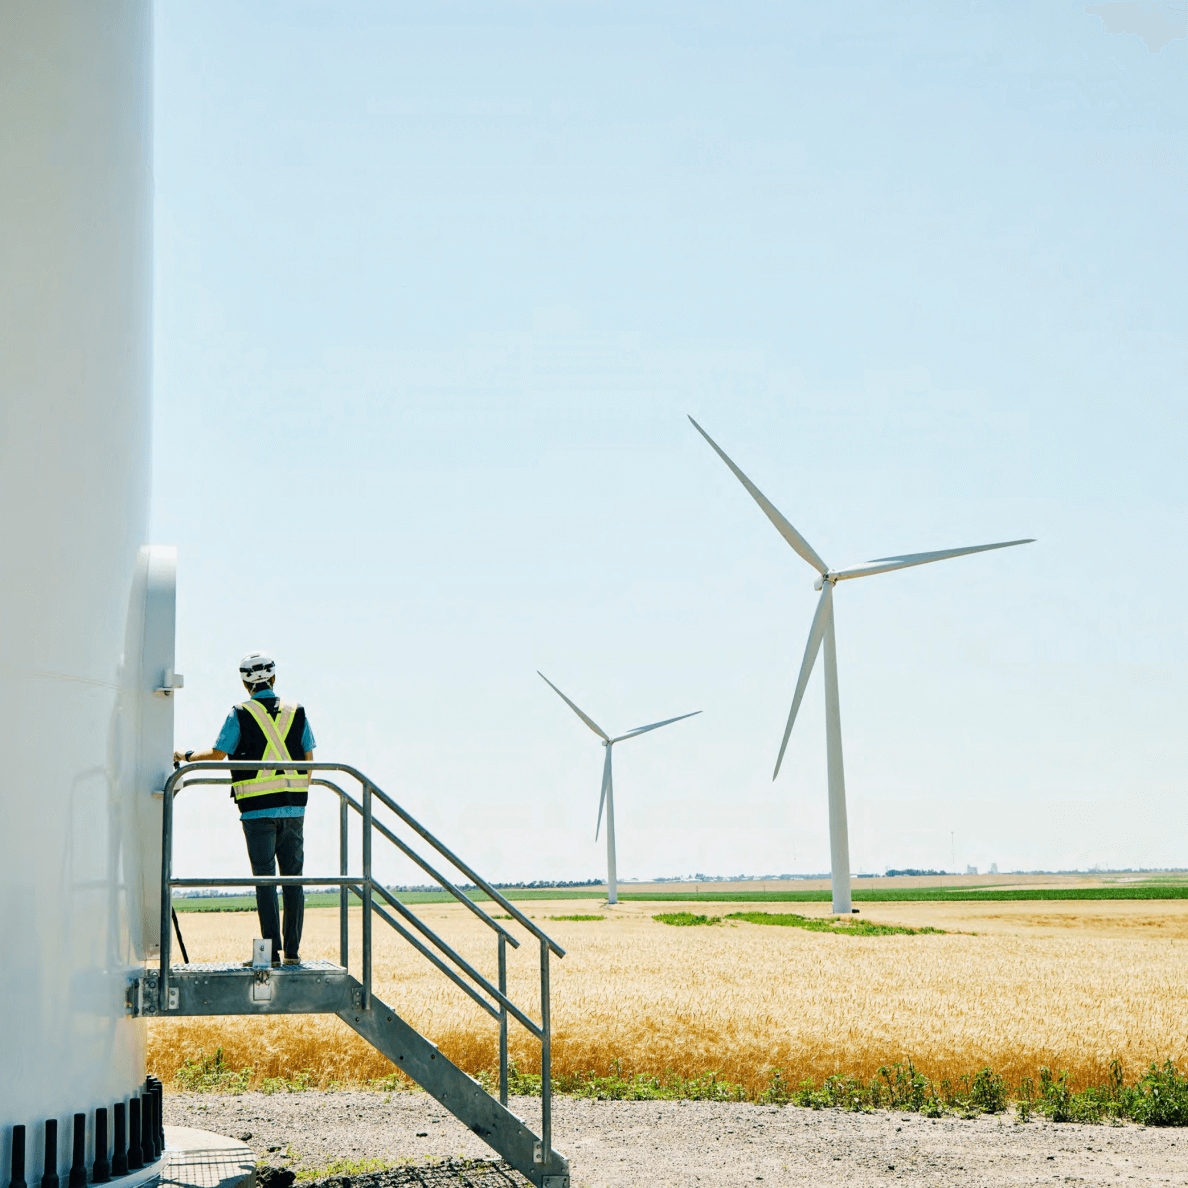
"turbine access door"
134,545,180,957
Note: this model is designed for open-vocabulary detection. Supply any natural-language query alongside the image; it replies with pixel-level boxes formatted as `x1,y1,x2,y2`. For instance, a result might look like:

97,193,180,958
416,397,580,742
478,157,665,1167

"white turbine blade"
613,710,702,743
832,538,1036,582
688,416,829,575
773,583,832,781
595,746,612,841
537,671,609,741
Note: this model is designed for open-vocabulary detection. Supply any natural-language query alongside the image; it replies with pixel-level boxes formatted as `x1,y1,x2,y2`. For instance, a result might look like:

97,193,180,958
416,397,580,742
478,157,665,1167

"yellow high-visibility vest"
230,699,309,802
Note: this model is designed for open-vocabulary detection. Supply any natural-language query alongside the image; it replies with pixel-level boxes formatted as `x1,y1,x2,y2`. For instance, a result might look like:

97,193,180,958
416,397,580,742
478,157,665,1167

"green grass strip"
172,893,342,912
548,914,605,922
174,883,1188,913
726,911,944,936
621,885,1188,903
653,912,722,926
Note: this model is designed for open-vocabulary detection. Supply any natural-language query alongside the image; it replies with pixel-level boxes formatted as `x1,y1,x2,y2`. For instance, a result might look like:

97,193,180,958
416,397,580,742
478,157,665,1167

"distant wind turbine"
538,672,700,905
689,416,1034,914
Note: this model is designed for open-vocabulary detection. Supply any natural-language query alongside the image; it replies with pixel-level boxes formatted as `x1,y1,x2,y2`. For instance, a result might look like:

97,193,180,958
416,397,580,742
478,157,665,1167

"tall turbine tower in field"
689,417,1033,914
538,673,700,904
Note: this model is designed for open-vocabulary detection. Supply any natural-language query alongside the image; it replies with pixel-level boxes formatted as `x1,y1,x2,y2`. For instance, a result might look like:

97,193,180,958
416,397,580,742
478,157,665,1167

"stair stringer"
338,987,569,1187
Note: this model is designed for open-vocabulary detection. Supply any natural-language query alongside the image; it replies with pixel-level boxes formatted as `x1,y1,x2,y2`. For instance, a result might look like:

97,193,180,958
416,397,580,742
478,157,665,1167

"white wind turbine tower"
538,672,700,905
689,416,1034,915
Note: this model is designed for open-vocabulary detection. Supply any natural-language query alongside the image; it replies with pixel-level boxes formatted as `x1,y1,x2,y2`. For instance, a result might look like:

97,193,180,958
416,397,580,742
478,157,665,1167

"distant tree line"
385,878,605,892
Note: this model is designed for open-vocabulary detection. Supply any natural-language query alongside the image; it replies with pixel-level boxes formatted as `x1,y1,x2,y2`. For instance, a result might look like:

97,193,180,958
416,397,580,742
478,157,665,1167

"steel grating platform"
172,959,345,973
154,960,356,1017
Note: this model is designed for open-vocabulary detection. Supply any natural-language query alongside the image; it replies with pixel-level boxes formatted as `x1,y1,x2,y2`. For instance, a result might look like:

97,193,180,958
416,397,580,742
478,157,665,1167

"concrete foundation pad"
162,1126,255,1188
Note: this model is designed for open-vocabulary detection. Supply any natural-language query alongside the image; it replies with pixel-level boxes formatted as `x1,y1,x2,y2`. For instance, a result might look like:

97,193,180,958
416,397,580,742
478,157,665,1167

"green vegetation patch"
167,1046,1188,1125
295,1159,395,1181
726,911,944,936
502,1057,1188,1125
548,914,605,922
172,1047,254,1093
653,912,723,927
622,885,1188,904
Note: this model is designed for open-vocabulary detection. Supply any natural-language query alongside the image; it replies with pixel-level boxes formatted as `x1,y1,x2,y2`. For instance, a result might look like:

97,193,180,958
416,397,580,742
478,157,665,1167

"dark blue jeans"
241,815,304,961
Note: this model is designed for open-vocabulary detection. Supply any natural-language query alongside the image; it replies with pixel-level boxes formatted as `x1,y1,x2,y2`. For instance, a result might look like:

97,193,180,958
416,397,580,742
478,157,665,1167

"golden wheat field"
148,897,1188,1095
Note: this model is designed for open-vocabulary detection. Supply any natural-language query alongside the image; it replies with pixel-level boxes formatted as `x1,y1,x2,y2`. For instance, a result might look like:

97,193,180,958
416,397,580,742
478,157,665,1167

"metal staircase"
132,761,568,1188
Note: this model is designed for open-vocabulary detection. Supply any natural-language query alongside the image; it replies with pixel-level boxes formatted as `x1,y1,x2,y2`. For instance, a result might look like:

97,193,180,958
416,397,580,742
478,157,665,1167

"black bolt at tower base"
149,1091,160,1162
139,1097,153,1166
9,1124,27,1188
41,1119,58,1188
93,1108,110,1184
69,1116,86,1188
126,1102,142,1172
147,1079,163,1152
111,1104,127,1178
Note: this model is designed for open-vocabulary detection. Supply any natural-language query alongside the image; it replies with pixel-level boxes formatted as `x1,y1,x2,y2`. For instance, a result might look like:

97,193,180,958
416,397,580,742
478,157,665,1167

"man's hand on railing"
173,747,227,765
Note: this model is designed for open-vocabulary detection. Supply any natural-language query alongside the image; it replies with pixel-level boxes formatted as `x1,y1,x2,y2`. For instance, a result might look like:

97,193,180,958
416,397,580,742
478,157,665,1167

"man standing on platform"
175,651,315,965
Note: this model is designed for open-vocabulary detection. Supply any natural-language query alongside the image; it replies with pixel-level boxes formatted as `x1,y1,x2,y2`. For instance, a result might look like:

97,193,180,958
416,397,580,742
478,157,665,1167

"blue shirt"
217,689,316,820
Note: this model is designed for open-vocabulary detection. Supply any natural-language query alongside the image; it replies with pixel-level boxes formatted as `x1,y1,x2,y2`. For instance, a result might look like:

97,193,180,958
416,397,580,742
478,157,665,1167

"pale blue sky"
154,1,1187,887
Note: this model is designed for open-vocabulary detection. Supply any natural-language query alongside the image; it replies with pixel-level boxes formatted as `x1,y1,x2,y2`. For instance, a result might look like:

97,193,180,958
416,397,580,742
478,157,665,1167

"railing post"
158,773,175,1012
339,790,349,970
362,781,373,1011
498,933,508,1106
540,938,551,1159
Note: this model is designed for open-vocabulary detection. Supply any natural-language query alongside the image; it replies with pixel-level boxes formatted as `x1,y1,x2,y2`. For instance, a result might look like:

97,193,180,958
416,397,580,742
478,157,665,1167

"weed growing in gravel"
174,1049,325,1094
1016,1058,1188,1125
652,912,722,926
725,912,945,937
173,1048,253,1093
771,1059,1188,1125
261,1069,319,1094
487,1060,747,1101
295,1158,394,1181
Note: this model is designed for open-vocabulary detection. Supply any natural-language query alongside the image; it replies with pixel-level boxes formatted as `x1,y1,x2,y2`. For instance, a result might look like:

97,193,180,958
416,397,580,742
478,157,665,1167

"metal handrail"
160,759,563,1140
170,763,563,956
369,881,543,1039
315,778,520,948
366,777,565,957
355,888,502,1023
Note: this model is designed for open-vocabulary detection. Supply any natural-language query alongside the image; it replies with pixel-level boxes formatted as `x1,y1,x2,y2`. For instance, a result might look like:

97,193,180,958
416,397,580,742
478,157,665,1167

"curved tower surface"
0,1,164,1179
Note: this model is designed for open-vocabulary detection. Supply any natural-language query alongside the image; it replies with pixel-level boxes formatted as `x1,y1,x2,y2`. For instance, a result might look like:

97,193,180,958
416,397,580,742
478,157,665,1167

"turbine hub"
813,573,838,591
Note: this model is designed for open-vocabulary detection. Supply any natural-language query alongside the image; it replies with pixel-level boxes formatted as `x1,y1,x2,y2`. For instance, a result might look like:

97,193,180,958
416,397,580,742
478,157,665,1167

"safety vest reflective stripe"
235,776,298,796
231,699,309,800
245,698,296,757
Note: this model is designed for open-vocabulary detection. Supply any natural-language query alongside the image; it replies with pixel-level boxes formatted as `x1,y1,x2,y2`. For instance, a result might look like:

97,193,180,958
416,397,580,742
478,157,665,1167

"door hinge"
154,668,185,697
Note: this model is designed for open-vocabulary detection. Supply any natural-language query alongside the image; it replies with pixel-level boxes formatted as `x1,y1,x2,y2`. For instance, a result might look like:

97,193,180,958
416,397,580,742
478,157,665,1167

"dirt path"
165,1089,1188,1186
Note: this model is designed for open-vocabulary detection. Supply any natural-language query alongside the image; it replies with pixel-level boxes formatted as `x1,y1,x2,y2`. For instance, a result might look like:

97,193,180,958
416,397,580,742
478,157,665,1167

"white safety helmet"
238,651,276,689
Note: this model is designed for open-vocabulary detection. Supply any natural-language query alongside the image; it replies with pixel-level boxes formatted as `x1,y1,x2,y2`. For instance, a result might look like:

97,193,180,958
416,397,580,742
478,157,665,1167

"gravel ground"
165,1090,1188,1186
